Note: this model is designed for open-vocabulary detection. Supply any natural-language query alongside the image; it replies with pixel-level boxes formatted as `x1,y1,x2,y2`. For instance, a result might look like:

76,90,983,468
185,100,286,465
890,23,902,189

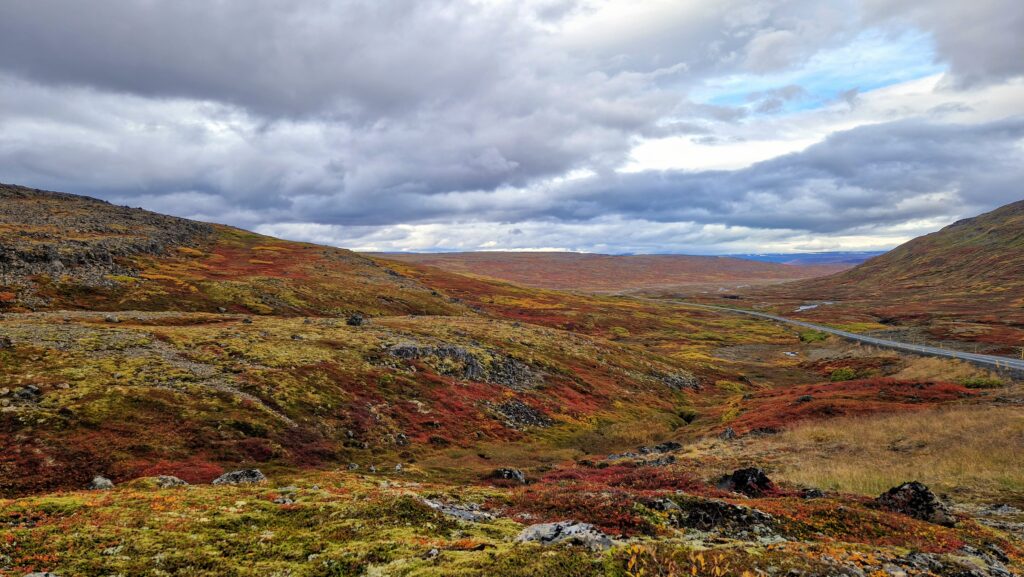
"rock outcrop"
516,521,613,550
212,469,267,486
876,482,956,527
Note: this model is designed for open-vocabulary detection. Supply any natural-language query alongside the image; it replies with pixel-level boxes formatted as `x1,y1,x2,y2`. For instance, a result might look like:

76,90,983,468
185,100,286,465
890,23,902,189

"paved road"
679,302,1024,374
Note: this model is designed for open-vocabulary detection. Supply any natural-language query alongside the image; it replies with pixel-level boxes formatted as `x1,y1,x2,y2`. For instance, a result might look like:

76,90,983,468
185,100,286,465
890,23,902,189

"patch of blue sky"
694,28,945,115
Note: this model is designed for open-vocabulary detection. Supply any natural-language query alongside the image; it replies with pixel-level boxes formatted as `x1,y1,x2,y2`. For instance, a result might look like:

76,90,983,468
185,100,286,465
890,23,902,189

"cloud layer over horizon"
1,0,1022,253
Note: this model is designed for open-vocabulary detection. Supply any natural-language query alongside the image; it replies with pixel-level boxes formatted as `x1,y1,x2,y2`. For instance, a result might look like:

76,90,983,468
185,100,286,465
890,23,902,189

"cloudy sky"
1,0,1022,254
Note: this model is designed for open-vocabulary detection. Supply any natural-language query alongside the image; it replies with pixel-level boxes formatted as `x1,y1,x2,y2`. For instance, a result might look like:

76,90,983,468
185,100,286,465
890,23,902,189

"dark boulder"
487,468,527,485
716,467,776,497
875,482,956,527
346,314,366,326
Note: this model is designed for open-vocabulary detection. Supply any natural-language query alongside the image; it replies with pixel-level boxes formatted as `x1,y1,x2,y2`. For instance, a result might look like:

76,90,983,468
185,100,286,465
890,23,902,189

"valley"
0,185,1022,576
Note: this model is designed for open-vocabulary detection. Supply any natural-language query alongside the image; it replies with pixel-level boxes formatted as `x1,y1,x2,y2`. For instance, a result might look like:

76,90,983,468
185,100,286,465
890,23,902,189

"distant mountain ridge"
732,251,885,266
376,251,848,292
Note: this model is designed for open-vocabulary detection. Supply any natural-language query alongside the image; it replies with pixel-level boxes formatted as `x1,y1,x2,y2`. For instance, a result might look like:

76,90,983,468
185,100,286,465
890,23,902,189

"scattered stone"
719,427,736,441
657,372,702,391
13,384,42,402
388,343,536,390
395,464,404,472
155,475,188,488
717,467,776,497
212,469,267,486
242,318,253,324
24,573,60,577
424,499,493,522
795,394,814,404
0,336,12,349
88,475,114,490
800,487,826,499
368,465,377,473
104,315,119,323
394,433,409,446
217,307,227,313
516,521,613,551
491,399,553,428
290,334,303,341
875,482,956,527
346,314,366,326
347,463,359,471
274,496,295,505
487,468,527,485
642,441,682,454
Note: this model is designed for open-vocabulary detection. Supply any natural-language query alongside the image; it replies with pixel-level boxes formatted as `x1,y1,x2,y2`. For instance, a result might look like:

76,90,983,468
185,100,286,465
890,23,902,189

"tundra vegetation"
0,185,1022,576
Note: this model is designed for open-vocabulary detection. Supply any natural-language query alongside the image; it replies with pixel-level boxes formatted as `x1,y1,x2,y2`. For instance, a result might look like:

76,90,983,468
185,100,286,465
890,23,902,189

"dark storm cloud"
543,118,1024,231
0,0,1022,252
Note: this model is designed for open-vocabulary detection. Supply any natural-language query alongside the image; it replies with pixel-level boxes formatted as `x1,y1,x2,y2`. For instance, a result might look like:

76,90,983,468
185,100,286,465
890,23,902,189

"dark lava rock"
346,314,366,326
795,394,814,404
876,482,956,527
13,384,42,402
88,475,114,490
242,317,253,324
290,334,304,340
492,399,553,428
717,467,776,497
487,468,527,485
800,487,826,499
155,475,189,488
642,441,682,454
516,521,613,550
212,469,267,485
666,497,775,533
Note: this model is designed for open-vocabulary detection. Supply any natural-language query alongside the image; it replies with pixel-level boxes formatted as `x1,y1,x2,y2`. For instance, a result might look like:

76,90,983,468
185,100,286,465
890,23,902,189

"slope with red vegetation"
378,251,847,293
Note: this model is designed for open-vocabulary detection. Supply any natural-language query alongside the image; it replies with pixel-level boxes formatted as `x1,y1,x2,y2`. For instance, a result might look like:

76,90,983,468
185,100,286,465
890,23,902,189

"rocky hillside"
0,184,458,316
377,251,846,293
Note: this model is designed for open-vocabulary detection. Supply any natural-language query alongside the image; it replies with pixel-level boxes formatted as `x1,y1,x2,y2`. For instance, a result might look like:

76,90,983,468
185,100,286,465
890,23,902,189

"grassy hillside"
705,200,1024,354
377,252,846,293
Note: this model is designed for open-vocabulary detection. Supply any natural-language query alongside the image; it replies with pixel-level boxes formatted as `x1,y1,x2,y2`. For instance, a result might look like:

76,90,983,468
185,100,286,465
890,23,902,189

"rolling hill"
376,251,847,293
751,199,1024,353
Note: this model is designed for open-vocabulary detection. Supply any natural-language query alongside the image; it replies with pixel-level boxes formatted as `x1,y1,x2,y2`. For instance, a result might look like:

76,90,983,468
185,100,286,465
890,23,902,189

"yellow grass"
767,405,1024,498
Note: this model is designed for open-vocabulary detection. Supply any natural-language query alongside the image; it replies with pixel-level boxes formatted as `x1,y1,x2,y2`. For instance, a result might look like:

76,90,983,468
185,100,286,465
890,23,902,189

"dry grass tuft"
769,405,1024,498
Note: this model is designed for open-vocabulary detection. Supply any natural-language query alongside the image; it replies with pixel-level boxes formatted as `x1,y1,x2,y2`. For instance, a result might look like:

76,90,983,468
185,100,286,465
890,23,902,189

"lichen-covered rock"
423,499,493,522
155,475,189,488
88,475,114,490
876,482,956,527
388,343,536,389
212,469,267,485
717,467,776,497
657,371,702,391
516,521,613,550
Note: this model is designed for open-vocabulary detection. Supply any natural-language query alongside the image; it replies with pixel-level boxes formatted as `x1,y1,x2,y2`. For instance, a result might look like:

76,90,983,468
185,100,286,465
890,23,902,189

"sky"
0,0,1022,254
